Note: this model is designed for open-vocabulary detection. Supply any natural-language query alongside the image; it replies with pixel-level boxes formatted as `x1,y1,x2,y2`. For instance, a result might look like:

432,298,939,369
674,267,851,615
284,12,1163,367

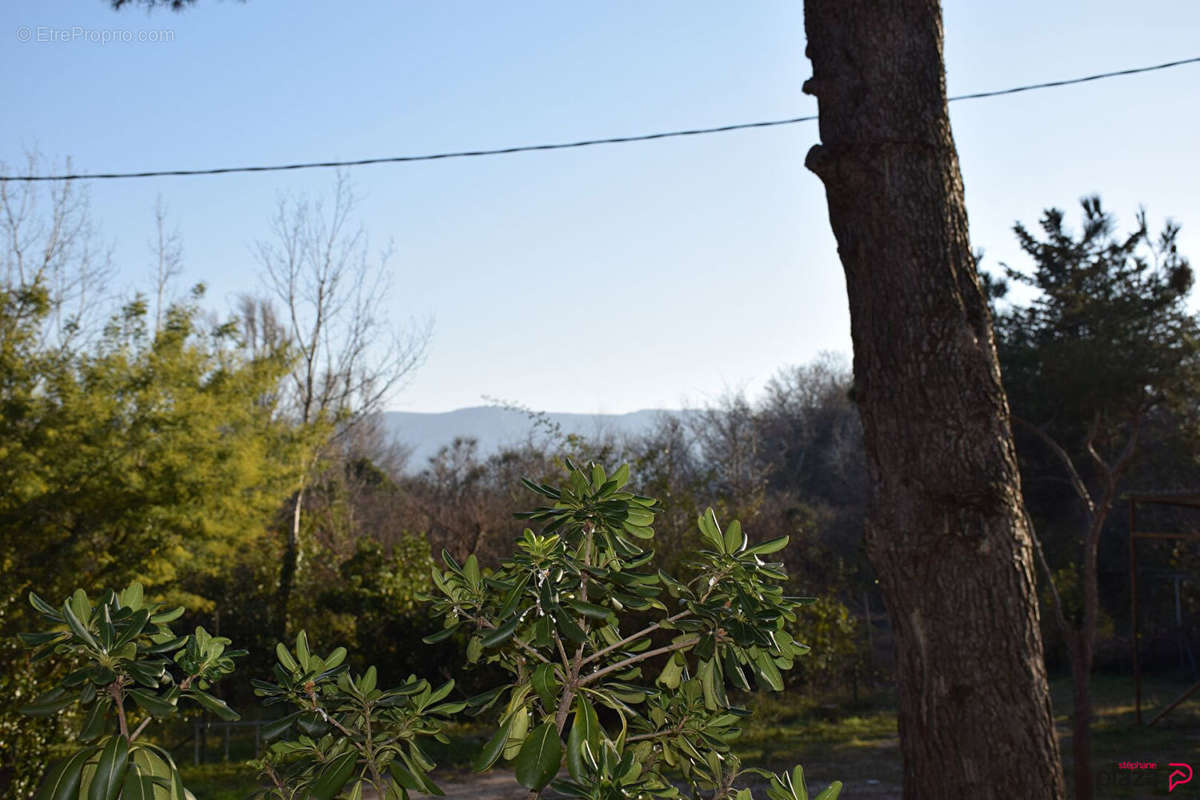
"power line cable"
3,55,1197,183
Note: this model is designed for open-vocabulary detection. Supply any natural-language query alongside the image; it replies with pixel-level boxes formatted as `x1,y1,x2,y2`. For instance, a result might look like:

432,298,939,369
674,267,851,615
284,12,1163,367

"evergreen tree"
990,196,1199,799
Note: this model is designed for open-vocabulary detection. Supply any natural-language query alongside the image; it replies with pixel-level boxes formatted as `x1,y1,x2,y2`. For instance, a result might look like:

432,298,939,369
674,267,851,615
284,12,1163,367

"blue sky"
2,1,1198,413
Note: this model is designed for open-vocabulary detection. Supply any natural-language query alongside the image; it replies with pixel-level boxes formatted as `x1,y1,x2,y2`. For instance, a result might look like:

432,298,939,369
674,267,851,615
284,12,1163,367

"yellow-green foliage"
293,533,436,677
0,283,318,795
791,597,865,691
1,287,310,610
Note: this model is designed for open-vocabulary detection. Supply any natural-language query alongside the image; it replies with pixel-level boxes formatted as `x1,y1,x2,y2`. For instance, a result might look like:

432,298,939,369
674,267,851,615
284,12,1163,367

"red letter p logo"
1170,763,1193,793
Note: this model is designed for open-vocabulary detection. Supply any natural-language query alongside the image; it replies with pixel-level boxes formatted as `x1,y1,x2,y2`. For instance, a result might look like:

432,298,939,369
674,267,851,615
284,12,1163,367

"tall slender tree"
801,2,1065,797
249,173,429,635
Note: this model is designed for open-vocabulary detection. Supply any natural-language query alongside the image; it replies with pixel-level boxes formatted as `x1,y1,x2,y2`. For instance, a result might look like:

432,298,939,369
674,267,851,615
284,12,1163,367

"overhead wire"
2,55,1197,182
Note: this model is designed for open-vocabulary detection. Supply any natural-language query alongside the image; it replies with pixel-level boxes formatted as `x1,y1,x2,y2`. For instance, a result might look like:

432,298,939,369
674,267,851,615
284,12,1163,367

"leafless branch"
148,195,183,333
252,171,430,430
1013,415,1095,514
577,636,699,689
1,152,114,349
1025,510,1072,645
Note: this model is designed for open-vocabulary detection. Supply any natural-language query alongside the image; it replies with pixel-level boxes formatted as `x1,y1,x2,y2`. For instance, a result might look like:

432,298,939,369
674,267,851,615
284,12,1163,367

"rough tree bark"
802,2,1065,797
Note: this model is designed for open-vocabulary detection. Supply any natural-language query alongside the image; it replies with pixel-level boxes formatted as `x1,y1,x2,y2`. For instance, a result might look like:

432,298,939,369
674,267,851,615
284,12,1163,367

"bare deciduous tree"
1,154,113,349
148,195,183,333
690,389,768,513
249,172,431,631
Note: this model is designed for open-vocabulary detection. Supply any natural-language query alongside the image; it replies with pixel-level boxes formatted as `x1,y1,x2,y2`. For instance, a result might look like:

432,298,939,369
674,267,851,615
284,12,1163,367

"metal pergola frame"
1128,493,1200,726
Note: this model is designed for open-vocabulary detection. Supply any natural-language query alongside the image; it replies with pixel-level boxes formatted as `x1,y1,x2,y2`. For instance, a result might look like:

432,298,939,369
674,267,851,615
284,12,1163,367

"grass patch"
1052,672,1200,798
728,673,1200,796
178,762,259,800
174,721,492,798
733,688,901,791
172,675,1200,798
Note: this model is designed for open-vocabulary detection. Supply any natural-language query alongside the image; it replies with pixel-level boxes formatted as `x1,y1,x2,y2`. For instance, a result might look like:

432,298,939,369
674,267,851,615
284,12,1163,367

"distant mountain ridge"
383,406,684,471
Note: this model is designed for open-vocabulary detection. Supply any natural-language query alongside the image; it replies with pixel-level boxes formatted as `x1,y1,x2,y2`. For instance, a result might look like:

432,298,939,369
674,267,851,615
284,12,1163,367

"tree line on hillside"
2,161,1197,798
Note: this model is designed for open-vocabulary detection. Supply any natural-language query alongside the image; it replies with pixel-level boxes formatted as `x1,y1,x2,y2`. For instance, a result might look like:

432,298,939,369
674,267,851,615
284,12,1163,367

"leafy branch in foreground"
425,460,843,800
19,582,243,799
251,632,464,800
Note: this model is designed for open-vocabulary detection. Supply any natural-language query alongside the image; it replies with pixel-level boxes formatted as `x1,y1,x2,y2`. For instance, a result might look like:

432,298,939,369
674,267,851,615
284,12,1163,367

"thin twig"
626,725,684,744
471,612,552,665
580,611,692,668
1026,510,1071,645
129,716,154,742
110,681,129,739
1013,416,1094,513
578,637,698,689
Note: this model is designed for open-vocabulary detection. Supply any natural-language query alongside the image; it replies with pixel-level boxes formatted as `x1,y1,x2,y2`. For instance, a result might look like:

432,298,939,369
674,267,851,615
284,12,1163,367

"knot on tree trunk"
804,143,834,181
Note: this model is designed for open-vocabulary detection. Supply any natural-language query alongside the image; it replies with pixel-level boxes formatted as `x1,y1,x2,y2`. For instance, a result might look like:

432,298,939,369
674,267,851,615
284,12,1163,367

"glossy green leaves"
565,697,601,782
514,723,562,791
252,631,457,800
423,462,839,800
34,749,95,800
18,584,243,800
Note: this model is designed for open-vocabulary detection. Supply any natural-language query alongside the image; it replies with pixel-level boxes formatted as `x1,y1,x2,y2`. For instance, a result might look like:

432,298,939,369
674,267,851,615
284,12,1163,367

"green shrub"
249,632,462,800
788,597,865,693
17,583,243,799
0,622,70,798
19,462,842,800
422,460,841,800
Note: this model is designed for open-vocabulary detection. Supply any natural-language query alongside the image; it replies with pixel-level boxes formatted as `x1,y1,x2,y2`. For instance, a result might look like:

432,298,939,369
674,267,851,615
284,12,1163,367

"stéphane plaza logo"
1170,763,1195,794
1101,761,1193,793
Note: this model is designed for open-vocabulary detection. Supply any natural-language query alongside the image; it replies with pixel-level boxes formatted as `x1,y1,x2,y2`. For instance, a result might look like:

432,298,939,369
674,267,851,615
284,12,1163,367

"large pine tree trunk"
802,2,1065,797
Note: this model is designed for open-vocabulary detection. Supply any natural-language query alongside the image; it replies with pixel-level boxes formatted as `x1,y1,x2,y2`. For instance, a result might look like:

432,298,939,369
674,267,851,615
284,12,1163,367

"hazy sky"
3,2,1198,413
